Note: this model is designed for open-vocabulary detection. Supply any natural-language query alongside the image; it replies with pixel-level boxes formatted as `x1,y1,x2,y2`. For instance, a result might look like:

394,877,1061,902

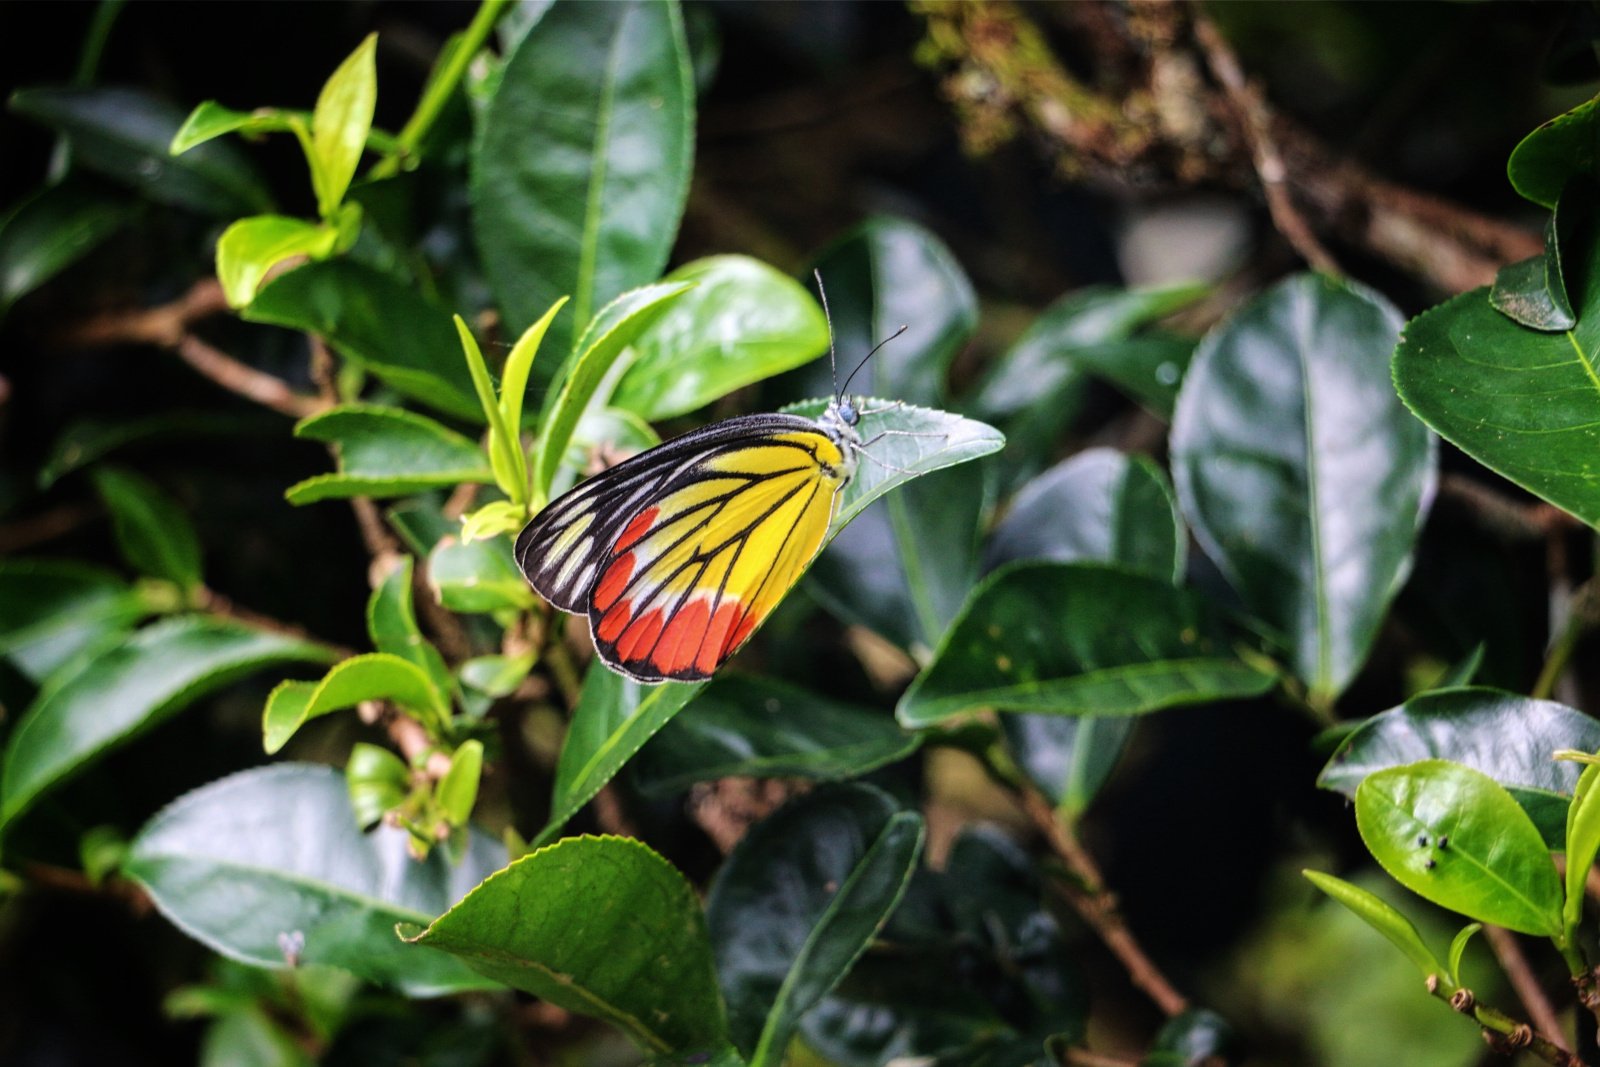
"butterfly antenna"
814,269,840,400
840,324,908,398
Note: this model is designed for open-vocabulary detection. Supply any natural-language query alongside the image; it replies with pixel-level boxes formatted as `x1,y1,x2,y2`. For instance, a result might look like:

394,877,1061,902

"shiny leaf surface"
0,559,145,682
286,405,493,504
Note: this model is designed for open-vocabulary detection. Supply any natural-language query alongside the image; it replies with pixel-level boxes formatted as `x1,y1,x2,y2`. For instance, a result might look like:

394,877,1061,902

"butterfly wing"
516,414,854,681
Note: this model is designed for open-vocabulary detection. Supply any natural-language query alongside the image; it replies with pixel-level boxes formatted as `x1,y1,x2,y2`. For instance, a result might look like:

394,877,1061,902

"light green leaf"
286,404,493,505
346,742,410,829
437,740,483,825
455,315,526,501
1302,869,1448,984
1447,923,1482,986
262,653,447,755
427,535,536,613
365,556,451,697
309,34,378,217
1564,761,1600,932
458,653,534,698
459,501,525,543
215,215,338,308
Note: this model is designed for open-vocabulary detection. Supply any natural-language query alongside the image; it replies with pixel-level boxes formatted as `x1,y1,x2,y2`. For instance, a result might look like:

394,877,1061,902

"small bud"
1449,988,1476,1013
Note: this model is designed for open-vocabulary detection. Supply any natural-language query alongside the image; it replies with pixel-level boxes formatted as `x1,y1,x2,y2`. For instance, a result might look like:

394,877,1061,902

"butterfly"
514,276,919,683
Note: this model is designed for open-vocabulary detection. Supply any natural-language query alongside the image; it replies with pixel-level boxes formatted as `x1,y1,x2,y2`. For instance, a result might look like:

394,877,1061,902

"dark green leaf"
403,834,728,1055
1356,760,1563,937
633,674,919,794
246,261,480,421
1172,273,1434,702
898,563,1274,729
387,498,456,557
1140,1009,1237,1067
535,663,705,847
125,763,505,996
1004,715,1134,822
92,465,203,591
1507,92,1599,209
0,559,146,682
473,0,694,346
800,217,977,407
1490,184,1581,332
287,405,493,505
262,653,448,755
1319,688,1600,847
612,255,830,420
0,183,130,315
215,215,339,308
10,87,271,216
1301,870,1447,983
366,557,452,696
0,617,333,831
706,783,925,1065
1394,241,1600,528
308,34,377,217
427,535,535,614
40,411,271,489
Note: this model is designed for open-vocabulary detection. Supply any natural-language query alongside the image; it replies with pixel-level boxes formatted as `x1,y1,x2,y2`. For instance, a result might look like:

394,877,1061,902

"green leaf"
1565,761,1600,932
796,217,977,408
705,784,925,1066
454,316,526,503
10,87,271,216
0,559,146,682
125,763,505,996
91,465,203,591
346,742,409,829
437,740,483,825
535,663,705,847
1140,1009,1237,1067
1489,186,1581,333
897,562,1275,729
1302,869,1448,984
457,653,533,698
532,281,693,498
1355,760,1564,937
215,215,339,308
473,0,694,347
199,1010,313,1067
633,674,920,794
1393,238,1600,527
246,260,480,421
1172,273,1434,702
983,448,1183,581
426,535,536,613
1318,688,1600,847
262,653,447,755
39,410,271,489
170,100,282,154
0,183,130,316
611,255,830,419
1005,715,1135,823
459,501,525,543
365,556,452,697
1507,92,1599,209
309,34,377,218
0,617,333,831
286,404,494,504
1447,923,1482,986
402,834,728,1055
495,297,569,487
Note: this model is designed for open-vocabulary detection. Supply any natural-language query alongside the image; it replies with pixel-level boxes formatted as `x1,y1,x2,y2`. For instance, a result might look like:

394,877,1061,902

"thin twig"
0,502,100,554
1190,10,1340,275
172,335,322,418
1483,926,1571,1054
1020,788,1189,1017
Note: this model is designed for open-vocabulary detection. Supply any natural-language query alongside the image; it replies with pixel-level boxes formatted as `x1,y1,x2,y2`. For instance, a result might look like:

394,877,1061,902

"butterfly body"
516,400,863,682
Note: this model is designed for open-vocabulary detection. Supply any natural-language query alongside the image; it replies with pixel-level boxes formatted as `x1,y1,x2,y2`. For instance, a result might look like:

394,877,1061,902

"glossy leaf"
535,663,705,847
1301,869,1447,983
426,535,535,614
633,674,919,794
0,183,130,315
898,562,1274,729
531,282,692,497
612,255,830,419
0,617,332,831
1565,761,1600,931
1489,186,1580,332
1394,240,1600,527
403,834,728,1054
473,0,694,345
92,465,203,591
0,559,146,682
1319,688,1600,846
125,764,504,996
1004,714,1135,822
10,87,270,216
365,557,451,697
215,215,338,308
1172,273,1433,702
983,448,1183,580
497,295,568,445
1355,760,1563,937
246,261,480,421
1507,92,1599,209
706,784,925,1065
286,405,493,504
308,34,377,217
262,653,448,754
798,217,977,407
346,742,409,829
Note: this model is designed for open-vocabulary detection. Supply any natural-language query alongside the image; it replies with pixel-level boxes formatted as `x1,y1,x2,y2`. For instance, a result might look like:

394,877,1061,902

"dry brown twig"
1482,925,1572,1055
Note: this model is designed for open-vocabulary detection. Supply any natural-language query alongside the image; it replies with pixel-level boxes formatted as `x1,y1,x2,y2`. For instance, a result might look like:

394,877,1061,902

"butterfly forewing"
515,414,853,681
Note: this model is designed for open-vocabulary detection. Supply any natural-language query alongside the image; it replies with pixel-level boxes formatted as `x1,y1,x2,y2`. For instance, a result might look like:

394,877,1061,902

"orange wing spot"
615,507,659,553
617,608,666,661
727,608,761,652
698,600,744,674
654,599,711,676
594,553,634,610
596,600,633,642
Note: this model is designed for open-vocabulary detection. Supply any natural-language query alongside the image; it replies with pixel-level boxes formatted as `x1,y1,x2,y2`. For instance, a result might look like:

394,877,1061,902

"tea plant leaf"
287,405,493,504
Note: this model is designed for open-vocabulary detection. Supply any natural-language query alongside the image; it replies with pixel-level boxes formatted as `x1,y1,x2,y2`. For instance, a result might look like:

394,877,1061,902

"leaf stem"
1533,579,1600,701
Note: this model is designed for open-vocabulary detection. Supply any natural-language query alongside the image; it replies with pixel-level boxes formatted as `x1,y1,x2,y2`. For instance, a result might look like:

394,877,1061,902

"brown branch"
1437,473,1578,542
171,335,321,419
1060,1050,1138,1067
1021,787,1189,1017
1190,10,1340,274
22,861,152,915
0,502,100,554
1482,926,1571,1054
